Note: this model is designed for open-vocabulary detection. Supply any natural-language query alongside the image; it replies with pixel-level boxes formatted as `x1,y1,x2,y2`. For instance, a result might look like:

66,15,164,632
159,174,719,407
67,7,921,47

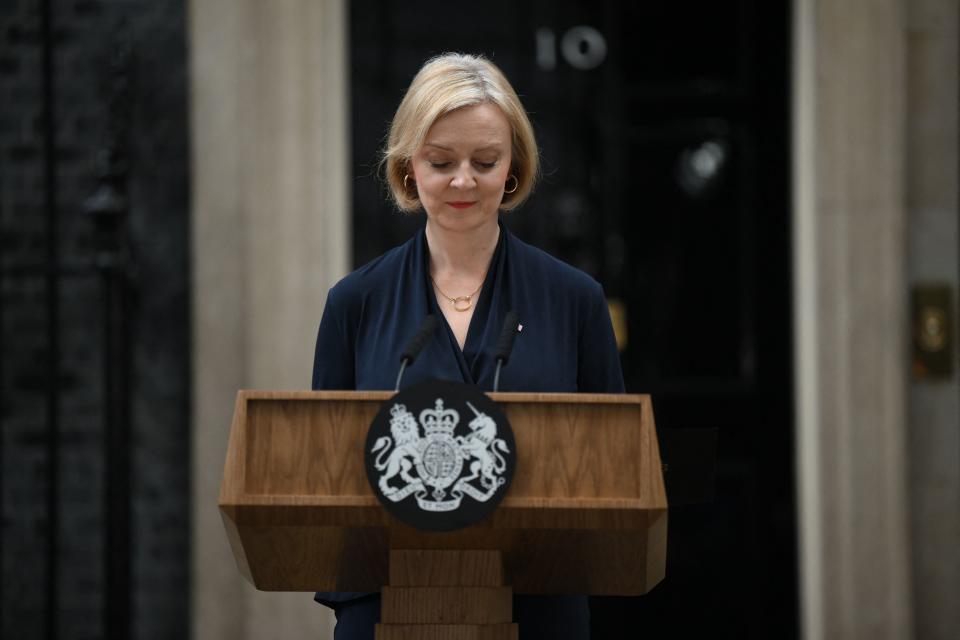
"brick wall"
1,1,189,638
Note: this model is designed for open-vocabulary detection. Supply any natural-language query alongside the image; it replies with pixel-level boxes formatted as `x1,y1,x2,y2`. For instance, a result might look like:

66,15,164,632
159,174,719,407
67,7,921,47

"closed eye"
427,160,498,170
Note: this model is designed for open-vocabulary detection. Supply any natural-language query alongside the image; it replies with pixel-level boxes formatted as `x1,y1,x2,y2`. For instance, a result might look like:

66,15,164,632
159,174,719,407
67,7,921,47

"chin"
429,207,497,231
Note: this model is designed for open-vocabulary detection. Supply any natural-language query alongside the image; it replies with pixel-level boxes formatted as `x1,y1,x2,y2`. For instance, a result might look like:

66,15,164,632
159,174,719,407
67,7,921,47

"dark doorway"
349,2,794,637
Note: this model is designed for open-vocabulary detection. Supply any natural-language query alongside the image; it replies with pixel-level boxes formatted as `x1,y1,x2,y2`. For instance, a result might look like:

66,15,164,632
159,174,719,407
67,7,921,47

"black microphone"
395,314,440,391
492,311,520,392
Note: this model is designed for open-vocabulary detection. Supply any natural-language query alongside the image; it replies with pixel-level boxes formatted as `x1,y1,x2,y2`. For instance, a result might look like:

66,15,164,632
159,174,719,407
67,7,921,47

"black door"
349,2,794,637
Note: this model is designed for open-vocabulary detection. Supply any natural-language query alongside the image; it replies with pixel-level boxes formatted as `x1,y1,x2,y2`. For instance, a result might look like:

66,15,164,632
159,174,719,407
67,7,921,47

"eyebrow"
424,143,502,152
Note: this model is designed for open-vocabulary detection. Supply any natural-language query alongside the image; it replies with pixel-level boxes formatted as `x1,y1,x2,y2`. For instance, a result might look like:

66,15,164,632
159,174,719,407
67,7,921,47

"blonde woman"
313,53,624,639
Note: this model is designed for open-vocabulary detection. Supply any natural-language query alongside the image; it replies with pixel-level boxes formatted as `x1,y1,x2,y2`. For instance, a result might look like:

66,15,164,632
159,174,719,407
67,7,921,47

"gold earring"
403,174,414,190
504,175,519,194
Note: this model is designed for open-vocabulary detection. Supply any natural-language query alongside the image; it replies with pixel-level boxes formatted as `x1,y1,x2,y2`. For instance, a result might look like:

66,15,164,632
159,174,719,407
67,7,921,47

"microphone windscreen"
400,314,440,364
493,310,520,364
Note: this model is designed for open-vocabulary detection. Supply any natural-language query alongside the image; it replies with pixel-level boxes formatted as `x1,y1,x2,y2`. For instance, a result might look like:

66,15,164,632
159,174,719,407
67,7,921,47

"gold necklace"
430,272,486,312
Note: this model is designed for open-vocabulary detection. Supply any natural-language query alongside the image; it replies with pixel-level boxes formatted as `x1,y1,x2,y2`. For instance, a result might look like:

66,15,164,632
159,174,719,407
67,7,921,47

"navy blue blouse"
311,221,625,636
313,222,624,395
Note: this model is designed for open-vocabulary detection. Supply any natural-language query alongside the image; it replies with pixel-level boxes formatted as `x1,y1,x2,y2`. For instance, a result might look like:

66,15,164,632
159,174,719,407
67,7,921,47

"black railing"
5,3,137,638
40,1,61,637
3,2,189,636
83,34,134,640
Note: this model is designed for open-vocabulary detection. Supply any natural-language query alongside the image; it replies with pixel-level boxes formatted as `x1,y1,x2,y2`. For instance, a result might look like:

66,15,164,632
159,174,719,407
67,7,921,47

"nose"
449,161,477,189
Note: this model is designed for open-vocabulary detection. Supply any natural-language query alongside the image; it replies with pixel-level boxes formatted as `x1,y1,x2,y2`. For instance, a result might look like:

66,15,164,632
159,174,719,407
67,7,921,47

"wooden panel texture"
390,550,503,586
220,391,667,594
244,397,381,496
381,586,512,624
375,624,518,640
378,549,516,639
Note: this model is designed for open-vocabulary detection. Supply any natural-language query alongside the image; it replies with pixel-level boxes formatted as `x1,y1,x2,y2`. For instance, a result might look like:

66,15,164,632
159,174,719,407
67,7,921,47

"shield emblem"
364,379,516,531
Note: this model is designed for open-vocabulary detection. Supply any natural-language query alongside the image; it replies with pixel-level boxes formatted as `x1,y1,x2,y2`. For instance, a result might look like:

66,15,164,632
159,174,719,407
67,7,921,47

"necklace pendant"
452,296,472,312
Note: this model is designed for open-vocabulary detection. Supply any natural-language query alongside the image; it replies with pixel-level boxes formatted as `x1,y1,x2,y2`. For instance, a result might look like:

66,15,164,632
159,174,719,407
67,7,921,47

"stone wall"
0,1,190,638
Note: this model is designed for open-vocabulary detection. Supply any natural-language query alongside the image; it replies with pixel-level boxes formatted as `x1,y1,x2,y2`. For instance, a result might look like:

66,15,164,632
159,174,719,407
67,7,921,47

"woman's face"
410,102,513,233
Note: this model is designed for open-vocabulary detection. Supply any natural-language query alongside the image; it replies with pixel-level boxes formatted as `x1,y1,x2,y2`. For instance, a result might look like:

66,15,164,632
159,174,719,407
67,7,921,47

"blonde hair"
382,53,539,212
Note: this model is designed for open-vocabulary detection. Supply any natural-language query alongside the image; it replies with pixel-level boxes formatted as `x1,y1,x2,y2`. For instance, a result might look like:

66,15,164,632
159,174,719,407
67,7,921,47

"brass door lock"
911,284,955,380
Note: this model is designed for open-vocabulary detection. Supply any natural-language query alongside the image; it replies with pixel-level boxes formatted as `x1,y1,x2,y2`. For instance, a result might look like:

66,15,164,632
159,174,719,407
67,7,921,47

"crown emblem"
419,399,459,437
366,380,516,526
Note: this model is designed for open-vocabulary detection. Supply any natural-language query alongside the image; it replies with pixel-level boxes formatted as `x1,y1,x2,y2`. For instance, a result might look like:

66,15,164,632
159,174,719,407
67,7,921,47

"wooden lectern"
220,390,667,639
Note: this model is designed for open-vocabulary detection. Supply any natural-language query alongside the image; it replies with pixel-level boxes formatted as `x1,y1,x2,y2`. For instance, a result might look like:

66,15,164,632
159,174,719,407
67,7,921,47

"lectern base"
375,624,518,640
376,550,518,640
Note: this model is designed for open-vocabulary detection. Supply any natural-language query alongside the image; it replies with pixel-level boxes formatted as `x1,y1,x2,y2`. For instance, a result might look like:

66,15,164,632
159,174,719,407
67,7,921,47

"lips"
447,201,476,209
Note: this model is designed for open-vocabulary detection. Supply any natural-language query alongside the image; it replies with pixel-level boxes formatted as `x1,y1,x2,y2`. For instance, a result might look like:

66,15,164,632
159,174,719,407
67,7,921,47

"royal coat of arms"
364,380,516,529
371,398,510,511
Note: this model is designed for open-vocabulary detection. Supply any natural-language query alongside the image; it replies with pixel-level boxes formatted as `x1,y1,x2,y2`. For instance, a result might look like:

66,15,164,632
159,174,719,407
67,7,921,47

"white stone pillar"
794,1,913,638
188,0,349,637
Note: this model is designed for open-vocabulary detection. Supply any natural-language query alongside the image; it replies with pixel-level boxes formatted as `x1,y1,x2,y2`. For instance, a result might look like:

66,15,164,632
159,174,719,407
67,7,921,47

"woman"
313,53,624,640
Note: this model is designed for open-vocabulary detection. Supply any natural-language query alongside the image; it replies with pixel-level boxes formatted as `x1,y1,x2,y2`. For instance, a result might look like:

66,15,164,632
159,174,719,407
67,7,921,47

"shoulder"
506,229,604,302
326,234,416,309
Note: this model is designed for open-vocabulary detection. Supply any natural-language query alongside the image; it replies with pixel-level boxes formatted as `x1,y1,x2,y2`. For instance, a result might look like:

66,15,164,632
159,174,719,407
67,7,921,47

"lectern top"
236,389,648,405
